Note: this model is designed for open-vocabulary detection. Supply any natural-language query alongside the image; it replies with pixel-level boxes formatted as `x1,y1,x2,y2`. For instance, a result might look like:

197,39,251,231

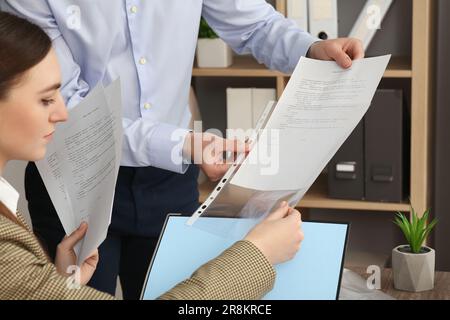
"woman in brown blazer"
0,12,303,300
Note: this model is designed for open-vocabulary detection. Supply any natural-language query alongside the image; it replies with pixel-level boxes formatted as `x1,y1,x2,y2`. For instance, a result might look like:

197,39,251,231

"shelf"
296,175,411,212
193,56,285,78
199,175,411,213
384,56,413,78
192,56,412,79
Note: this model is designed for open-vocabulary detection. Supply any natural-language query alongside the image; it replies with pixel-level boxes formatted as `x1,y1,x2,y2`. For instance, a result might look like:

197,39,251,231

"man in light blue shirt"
3,0,363,299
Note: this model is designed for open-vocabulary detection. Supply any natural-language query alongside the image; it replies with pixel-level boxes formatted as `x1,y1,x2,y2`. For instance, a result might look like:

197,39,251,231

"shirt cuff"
149,124,191,174
288,34,321,73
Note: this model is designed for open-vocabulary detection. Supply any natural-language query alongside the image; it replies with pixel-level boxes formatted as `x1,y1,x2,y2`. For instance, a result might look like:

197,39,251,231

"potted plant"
392,207,438,292
196,17,233,68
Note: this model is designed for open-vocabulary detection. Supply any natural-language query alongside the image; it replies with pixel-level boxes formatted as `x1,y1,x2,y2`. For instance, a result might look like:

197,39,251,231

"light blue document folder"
141,215,349,300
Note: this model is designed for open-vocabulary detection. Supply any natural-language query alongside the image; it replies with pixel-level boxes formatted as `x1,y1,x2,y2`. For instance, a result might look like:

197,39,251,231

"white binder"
308,0,338,40
287,0,309,31
226,88,253,139
349,0,393,50
226,88,276,139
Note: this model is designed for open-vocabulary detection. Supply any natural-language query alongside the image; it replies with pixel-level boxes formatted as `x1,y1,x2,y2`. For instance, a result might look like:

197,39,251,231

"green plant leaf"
198,17,218,39
411,205,417,230
394,207,438,253
414,214,427,252
422,218,438,244
394,213,411,245
400,213,411,238
416,210,429,247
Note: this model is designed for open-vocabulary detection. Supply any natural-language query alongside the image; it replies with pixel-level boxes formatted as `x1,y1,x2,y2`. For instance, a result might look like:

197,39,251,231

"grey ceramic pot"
392,245,435,292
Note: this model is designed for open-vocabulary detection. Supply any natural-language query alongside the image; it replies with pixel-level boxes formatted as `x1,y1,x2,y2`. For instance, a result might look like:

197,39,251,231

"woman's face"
0,49,68,165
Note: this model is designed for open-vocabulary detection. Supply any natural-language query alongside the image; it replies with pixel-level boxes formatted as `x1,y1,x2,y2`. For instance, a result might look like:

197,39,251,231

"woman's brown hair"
0,11,52,100
0,11,52,225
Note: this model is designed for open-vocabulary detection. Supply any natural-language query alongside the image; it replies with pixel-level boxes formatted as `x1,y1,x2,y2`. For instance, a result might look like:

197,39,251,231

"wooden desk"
349,267,450,300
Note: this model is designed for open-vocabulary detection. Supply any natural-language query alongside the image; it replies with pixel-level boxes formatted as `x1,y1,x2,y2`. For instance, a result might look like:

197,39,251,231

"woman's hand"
244,202,303,265
55,222,99,285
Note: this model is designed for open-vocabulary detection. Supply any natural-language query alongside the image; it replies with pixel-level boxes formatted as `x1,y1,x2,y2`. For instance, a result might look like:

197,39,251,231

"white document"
104,80,123,224
230,55,391,192
105,79,124,178
308,0,338,40
36,80,123,264
349,0,393,50
287,0,309,31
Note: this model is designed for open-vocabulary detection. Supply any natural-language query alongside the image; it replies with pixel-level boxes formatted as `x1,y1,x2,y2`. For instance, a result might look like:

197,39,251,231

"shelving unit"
192,0,433,217
199,175,411,212
193,55,412,79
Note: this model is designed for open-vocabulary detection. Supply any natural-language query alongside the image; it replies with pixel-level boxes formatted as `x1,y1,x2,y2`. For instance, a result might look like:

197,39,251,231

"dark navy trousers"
25,162,200,300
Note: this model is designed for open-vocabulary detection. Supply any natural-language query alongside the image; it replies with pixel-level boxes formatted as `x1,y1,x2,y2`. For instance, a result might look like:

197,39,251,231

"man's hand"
307,38,365,69
183,132,250,181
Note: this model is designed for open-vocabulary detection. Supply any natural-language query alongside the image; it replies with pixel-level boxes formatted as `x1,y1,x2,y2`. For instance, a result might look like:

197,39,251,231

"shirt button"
139,57,147,65
130,6,138,14
144,103,152,110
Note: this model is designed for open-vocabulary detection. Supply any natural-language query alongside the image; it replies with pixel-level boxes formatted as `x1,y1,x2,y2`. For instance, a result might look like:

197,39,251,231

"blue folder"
141,215,349,300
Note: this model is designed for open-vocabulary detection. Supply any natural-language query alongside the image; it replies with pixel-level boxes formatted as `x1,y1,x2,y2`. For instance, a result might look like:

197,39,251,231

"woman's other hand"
245,202,303,265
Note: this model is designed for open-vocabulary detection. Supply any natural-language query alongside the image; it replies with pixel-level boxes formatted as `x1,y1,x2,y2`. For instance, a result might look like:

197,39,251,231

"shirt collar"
0,177,19,216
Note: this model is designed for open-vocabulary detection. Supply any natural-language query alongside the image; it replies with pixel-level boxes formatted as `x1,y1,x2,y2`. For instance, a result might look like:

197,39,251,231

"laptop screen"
141,215,349,300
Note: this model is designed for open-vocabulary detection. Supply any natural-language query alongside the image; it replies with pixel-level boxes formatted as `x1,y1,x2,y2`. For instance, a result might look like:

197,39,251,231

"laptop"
141,214,349,300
